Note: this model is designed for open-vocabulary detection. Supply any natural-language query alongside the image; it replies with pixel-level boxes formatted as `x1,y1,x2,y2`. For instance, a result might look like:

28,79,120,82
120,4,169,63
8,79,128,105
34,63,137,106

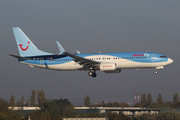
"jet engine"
100,63,117,71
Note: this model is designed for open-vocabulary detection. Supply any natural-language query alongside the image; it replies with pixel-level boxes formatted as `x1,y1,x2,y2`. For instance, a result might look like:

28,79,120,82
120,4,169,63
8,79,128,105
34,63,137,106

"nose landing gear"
155,70,158,74
88,69,97,77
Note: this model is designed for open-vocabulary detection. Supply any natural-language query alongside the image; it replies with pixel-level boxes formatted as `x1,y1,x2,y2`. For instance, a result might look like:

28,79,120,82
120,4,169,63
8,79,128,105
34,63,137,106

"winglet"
76,50,81,54
56,41,65,54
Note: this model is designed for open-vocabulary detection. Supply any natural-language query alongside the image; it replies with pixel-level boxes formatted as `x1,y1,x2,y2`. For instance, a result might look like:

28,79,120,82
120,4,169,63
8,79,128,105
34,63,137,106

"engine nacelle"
104,69,121,73
100,63,117,71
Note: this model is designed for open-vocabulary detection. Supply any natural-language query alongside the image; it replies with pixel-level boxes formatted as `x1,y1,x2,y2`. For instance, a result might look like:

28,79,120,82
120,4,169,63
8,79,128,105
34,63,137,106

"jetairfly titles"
9,27,173,77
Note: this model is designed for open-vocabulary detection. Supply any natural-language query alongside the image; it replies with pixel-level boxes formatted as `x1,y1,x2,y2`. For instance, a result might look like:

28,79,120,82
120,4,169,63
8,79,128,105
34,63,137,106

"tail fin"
12,27,53,57
56,41,65,54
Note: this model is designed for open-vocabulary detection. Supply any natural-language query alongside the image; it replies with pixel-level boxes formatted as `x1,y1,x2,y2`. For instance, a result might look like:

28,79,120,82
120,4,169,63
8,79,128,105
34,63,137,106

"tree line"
84,95,129,107
1,92,180,120
0,97,77,120
9,89,46,107
0,89,77,120
84,93,180,109
134,92,180,109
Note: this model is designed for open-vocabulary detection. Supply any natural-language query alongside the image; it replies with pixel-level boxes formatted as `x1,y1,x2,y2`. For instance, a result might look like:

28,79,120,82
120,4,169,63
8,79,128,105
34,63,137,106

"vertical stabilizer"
56,41,65,54
13,27,53,57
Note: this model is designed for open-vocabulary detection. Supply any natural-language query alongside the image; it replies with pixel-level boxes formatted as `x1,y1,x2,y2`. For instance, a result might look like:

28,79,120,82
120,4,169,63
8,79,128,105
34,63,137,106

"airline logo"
132,53,150,57
103,65,113,67
132,54,144,57
19,41,30,51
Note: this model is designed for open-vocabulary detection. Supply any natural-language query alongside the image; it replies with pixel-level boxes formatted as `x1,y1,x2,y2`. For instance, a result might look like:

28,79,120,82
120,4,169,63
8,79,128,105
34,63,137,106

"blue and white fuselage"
10,27,173,77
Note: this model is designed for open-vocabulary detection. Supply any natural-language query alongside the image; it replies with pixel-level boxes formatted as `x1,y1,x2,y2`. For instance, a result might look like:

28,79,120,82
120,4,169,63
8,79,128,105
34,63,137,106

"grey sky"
0,0,180,105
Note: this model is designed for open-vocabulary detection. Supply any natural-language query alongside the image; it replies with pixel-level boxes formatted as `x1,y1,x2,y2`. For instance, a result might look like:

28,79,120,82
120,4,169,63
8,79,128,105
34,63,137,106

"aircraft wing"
63,52,100,70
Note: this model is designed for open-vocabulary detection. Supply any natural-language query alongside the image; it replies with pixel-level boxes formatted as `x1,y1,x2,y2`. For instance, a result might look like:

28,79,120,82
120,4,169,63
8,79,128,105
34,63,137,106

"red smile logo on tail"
19,41,30,51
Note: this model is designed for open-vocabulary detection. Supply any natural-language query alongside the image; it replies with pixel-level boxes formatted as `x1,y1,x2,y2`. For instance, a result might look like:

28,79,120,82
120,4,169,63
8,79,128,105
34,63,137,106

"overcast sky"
0,0,180,105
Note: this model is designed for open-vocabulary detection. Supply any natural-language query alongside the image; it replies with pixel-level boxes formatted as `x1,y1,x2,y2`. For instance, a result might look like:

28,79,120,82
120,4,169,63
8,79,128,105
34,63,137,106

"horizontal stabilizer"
8,54,31,60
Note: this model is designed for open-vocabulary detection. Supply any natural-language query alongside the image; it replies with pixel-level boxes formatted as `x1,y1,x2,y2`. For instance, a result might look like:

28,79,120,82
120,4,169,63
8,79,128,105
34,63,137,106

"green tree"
147,93,152,104
16,101,21,107
173,93,179,105
84,95,90,106
122,102,129,107
101,100,105,107
140,93,147,106
0,98,23,120
133,103,143,107
157,94,163,104
31,89,36,107
64,105,77,118
135,113,153,120
26,98,30,107
10,95,15,107
166,101,173,108
20,95,24,107
156,111,180,119
54,98,71,115
39,90,46,106
42,100,62,120
36,89,40,105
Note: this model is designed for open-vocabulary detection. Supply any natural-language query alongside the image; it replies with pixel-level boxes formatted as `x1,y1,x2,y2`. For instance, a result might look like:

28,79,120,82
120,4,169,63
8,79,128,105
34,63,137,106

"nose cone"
168,58,173,64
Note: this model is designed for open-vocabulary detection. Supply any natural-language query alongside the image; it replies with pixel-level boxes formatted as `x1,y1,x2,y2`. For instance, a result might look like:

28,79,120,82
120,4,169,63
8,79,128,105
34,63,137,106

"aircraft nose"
168,58,173,64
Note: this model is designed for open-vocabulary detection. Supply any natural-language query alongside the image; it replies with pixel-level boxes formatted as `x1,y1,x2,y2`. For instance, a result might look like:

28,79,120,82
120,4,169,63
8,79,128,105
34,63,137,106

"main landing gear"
88,69,97,78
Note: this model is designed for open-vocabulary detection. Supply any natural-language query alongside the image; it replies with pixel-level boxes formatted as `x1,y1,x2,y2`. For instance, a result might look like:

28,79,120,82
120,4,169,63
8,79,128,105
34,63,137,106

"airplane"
9,27,173,78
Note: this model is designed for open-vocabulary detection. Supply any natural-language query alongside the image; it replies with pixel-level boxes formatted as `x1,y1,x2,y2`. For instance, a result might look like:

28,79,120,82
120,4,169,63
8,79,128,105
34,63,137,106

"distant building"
8,107,40,117
74,107,160,116
9,106,180,117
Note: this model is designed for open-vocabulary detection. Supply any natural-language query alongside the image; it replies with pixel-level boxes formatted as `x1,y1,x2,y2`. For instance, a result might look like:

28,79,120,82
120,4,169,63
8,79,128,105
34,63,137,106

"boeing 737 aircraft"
9,27,173,77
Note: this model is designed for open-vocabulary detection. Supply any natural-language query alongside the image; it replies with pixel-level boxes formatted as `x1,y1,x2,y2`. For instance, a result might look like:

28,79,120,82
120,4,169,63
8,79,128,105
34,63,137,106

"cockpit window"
160,56,166,58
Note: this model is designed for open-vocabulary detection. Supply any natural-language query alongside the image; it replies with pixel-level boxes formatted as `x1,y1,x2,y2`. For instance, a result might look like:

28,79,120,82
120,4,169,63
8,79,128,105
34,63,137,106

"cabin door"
40,57,44,65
